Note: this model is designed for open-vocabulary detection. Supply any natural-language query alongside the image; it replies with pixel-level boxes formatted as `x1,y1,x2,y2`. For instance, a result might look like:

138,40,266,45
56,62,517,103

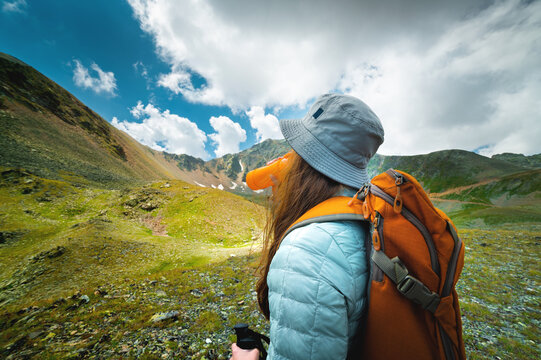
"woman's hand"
230,343,259,360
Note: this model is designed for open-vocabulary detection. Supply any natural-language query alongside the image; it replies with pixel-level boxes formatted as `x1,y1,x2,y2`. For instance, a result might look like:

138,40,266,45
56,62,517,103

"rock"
141,202,158,211
31,246,65,262
150,311,179,323
79,295,90,304
190,289,203,297
124,197,139,207
0,231,24,244
28,331,43,339
149,280,158,285
94,288,107,296
155,290,167,297
53,298,67,305
205,338,212,344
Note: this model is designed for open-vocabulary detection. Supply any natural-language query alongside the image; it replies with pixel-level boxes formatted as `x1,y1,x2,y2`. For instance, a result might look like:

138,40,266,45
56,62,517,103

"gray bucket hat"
280,93,384,189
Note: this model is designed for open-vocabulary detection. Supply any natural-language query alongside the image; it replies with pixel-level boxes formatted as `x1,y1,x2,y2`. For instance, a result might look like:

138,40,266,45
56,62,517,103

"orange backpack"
287,169,466,360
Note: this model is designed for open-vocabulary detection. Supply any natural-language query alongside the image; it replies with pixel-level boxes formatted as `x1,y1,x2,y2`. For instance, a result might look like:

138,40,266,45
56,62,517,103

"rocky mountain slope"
0,53,189,188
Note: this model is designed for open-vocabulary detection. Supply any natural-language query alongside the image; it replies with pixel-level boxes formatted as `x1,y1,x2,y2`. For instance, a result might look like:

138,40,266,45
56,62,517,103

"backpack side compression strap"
371,250,441,313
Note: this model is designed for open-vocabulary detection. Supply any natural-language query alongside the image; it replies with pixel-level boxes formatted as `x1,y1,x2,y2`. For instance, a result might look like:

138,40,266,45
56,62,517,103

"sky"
0,0,539,160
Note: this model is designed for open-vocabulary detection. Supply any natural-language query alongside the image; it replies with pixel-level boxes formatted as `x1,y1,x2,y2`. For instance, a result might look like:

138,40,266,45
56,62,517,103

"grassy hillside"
0,53,186,188
492,153,541,169
430,169,541,228
0,167,265,307
367,150,530,193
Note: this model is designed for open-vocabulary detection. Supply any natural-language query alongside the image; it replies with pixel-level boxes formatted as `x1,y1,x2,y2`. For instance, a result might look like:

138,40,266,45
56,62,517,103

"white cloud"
157,70,192,94
246,106,282,142
73,60,117,96
2,0,27,13
128,0,541,155
209,116,247,157
133,61,149,78
339,0,541,156
112,101,208,158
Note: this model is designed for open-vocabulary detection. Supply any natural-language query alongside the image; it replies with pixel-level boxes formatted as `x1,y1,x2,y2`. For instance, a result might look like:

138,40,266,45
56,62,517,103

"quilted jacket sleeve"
266,221,369,360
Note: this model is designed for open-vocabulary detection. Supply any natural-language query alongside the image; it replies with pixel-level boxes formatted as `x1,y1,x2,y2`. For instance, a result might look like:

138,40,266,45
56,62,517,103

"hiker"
231,93,384,360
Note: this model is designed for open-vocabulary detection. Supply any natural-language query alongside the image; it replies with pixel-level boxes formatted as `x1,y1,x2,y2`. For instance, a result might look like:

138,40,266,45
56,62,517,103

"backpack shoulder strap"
282,196,365,240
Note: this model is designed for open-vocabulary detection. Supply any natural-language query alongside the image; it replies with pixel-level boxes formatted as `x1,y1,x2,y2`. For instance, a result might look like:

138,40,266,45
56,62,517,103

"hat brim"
280,117,369,189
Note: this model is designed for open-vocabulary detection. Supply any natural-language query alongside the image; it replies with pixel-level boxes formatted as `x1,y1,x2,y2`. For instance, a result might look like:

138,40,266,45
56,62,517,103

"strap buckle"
358,184,370,201
397,275,440,313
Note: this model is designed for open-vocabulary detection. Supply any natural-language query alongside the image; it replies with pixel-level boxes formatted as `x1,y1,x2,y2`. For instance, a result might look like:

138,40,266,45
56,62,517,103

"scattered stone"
190,289,203,297
205,338,212,344
0,231,25,244
31,246,65,262
149,280,158,286
79,295,90,304
150,311,180,323
94,288,107,296
141,202,158,211
28,331,43,339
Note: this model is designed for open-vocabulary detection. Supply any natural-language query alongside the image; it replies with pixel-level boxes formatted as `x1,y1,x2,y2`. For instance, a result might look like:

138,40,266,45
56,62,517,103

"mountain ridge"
1,51,539,199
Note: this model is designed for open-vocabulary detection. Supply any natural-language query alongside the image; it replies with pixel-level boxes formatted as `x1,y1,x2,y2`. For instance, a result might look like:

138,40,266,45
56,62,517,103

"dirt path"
430,178,498,198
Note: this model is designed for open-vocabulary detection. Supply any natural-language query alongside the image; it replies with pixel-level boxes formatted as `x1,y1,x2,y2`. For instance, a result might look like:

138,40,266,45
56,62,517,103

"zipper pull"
347,184,368,206
347,188,362,207
372,212,382,250
394,180,403,213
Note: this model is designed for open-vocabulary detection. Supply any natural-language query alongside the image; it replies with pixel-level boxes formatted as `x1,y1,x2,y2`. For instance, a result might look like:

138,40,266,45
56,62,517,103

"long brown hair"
256,151,342,319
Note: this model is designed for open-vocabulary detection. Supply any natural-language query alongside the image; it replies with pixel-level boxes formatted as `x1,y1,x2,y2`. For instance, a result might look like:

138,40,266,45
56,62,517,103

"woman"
232,93,385,360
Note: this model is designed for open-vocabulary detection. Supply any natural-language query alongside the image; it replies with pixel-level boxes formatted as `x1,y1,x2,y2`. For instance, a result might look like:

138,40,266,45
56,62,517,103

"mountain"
162,139,291,197
366,150,531,193
0,53,186,188
491,153,541,169
1,52,539,227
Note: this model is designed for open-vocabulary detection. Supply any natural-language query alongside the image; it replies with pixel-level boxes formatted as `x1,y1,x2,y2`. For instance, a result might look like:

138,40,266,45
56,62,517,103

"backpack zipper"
370,184,441,277
386,169,407,184
442,222,463,297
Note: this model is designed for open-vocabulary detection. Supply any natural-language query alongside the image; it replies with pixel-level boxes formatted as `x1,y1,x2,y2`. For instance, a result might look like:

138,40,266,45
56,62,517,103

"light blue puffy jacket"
266,190,370,360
